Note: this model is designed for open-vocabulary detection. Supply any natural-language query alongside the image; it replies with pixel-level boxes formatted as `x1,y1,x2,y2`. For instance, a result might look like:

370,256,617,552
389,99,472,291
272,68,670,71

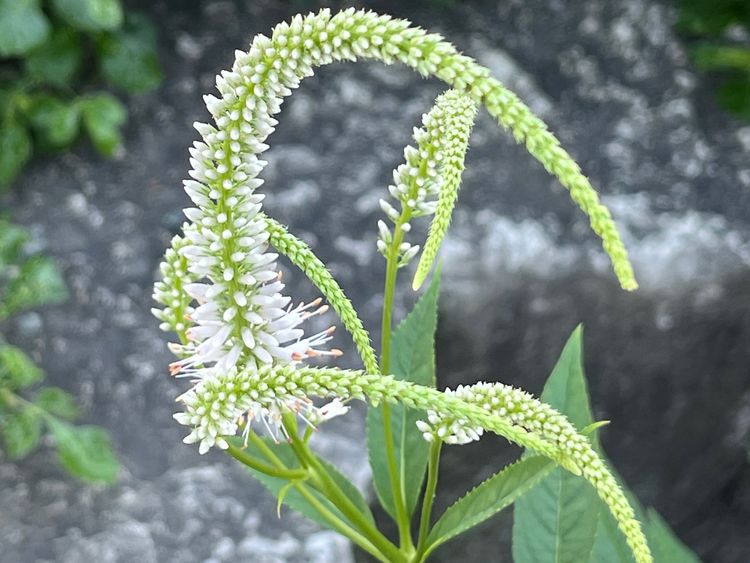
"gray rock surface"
1,0,748,562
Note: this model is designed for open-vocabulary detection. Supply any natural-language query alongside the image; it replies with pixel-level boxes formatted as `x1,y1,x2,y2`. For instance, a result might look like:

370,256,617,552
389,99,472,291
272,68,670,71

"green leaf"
51,0,122,32
25,95,81,149
0,344,43,390
0,220,28,267
590,507,635,562
3,256,68,316
24,29,83,86
590,505,703,563
0,406,43,459
646,509,701,563
367,268,441,520
46,418,119,483
241,437,375,530
512,326,601,563
0,116,32,187
35,387,80,420
80,93,126,156
0,0,50,57
717,75,750,120
424,456,554,559
97,14,162,93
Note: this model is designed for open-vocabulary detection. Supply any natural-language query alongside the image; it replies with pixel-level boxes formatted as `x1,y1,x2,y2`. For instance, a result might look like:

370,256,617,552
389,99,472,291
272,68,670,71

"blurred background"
1,0,749,562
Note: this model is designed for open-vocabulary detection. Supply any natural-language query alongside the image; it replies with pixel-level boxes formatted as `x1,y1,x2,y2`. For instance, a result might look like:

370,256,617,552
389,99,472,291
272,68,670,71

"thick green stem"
226,442,309,480
379,215,415,553
415,440,442,561
280,416,406,563
242,431,389,562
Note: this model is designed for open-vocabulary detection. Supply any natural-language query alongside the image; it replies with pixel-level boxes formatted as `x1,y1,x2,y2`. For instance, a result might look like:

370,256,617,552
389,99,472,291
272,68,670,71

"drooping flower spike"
377,89,477,274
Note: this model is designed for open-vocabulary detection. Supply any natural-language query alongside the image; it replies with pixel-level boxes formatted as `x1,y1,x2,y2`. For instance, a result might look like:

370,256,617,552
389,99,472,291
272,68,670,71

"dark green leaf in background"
25,95,81,149
35,387,80,420
0,344,42,390
0,0,50,57
367,268,441,520
512,326,702,562
47,418,119,483
51,0,123,32
80,93,126,156
718,75,750,119
647,509,702,563
513,326,601,563
3,256,68,316
0,407,43,459
0,220,28,269
97,14,162,93
24,29,83,86
0,116,32,187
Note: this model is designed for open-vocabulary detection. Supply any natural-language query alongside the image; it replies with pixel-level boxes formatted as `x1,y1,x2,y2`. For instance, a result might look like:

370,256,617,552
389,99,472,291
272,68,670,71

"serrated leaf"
3,256,68,315
97,14,162,93
646,509,702,563
0,406,43,459
513,326,601,563
51,0,122,32
241,437,374,530
367,268,441,520
423,456,554,559
25,95,81,149
0,0,50,57
35,387,80,420
0,344,43,390
46,418,119,483
80,93,126,156
24,28,83,86
0,116,32,187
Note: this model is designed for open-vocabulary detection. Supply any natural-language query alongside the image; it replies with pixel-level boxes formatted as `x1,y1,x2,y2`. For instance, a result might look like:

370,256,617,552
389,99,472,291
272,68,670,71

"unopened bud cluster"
377,89,476,268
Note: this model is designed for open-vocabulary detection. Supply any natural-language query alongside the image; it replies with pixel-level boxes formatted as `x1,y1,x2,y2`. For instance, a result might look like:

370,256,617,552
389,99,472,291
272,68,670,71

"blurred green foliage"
0,218,119,483
0,0,162,190
676,0,750,118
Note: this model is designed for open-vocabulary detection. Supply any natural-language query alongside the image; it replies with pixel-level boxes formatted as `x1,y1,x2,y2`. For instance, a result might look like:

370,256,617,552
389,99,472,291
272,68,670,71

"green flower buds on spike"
263,215,379,375
152,232,195,343
411,90,477,290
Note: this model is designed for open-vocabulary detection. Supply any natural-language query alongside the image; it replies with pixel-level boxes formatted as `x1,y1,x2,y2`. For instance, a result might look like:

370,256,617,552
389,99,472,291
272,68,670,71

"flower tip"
621,279,639,292
411,272,425,291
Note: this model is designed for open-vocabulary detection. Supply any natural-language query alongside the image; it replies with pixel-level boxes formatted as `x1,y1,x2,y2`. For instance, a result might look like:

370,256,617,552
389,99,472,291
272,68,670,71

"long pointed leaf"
512,326,601,563
424,456,554,559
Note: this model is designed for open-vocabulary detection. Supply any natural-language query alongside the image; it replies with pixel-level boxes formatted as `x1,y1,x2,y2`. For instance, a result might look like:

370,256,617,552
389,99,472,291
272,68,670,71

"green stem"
242,431,389,562
379,215,415,552
226,442,309,480
415,440,442,560
281,415,406,563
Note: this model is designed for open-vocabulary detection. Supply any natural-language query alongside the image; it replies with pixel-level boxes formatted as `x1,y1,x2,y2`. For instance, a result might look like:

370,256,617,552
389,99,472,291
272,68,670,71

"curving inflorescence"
153,8,648,563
